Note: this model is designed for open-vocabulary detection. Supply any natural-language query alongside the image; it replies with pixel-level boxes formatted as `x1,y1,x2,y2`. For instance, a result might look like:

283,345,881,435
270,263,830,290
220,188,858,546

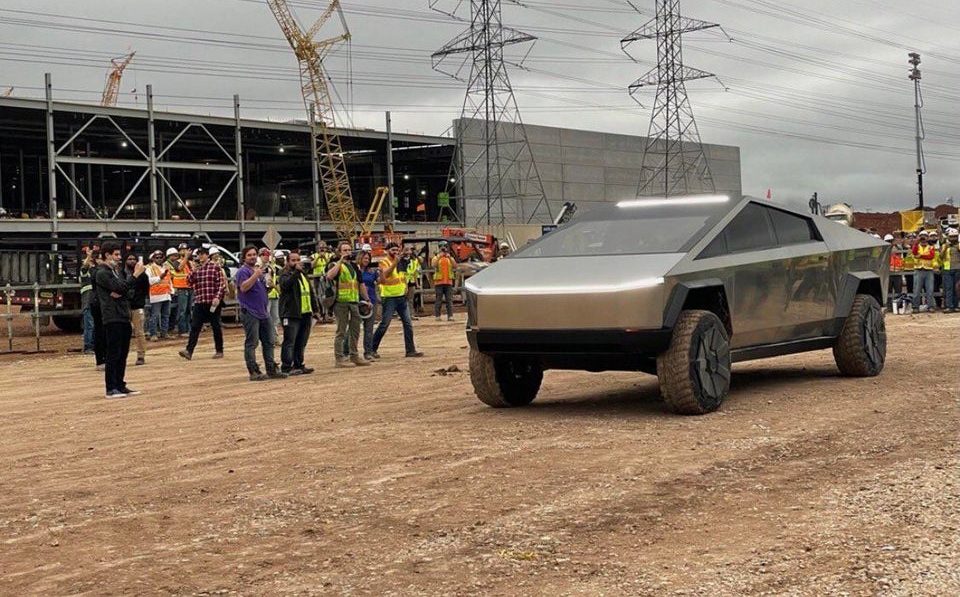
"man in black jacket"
278,250,320,375
95,241,146,398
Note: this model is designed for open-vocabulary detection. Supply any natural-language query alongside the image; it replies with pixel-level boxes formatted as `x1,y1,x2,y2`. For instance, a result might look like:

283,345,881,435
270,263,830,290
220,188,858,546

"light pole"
909,52,925,210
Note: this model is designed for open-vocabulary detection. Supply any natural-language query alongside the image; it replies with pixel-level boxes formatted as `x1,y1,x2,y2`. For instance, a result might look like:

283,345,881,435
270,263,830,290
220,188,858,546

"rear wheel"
657,310,731,415
833,294,886,376
469,348,543,408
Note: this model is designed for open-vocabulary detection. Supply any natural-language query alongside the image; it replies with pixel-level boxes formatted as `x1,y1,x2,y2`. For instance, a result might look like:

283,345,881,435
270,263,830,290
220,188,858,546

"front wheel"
833,294,886,377
469,349,543,408
657,310,732,415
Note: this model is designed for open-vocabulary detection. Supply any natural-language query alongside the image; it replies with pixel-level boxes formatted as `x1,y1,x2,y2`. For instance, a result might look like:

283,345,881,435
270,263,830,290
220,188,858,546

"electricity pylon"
431,0,552,227
622,0,721,197
267,0,360,240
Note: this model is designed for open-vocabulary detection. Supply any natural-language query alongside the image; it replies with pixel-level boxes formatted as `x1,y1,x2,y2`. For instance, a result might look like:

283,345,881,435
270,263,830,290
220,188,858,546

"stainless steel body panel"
466,254,680,330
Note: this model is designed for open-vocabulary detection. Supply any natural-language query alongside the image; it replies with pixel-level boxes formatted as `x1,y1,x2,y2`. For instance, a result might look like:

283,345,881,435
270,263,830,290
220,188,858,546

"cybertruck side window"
766,207,821,245
723,203,777,253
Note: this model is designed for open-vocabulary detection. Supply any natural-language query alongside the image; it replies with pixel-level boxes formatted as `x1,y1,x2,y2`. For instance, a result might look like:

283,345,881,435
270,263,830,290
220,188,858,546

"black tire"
52,315,83,333
469,348,543,408
656,310,732,415
833,294,886,377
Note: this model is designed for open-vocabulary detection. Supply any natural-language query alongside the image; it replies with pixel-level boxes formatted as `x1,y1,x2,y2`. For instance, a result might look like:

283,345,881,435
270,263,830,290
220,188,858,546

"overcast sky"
2,0,960,212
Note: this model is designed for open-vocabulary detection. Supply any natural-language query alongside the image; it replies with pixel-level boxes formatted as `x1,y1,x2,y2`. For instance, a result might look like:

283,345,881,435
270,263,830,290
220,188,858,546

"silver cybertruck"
464,195,889,415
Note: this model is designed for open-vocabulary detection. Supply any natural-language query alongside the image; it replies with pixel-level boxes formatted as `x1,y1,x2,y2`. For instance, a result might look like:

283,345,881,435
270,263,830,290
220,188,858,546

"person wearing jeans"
912,232,937,311
145,250,172,339
80,252,96,353
179,246,226,360
169,245,193,337
371,242,424,359
235,246,287,381
124,253,150,365
279,250,319,374
432,244,457,321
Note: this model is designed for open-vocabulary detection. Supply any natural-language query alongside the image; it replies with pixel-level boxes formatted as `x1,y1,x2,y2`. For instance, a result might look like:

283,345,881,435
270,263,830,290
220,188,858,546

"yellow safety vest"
405,258,421,285
914,243,936,270
337,263,359,303
379,257,407,298
312,253,328,277
298,273,312,314
267,263,281,299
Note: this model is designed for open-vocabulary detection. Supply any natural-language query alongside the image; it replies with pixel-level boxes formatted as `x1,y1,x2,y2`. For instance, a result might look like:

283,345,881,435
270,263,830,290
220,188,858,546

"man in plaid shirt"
179,246,226,360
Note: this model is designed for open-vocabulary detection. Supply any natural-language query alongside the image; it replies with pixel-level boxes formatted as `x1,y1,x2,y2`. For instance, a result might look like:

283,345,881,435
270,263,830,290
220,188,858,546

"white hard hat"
209,247,221,255
361,243,372,252
949,228,959,236
274,250,285,258
166,247,179,256
883,234,894,242
499,242,510,248
919,230,929,237
870,233,882,239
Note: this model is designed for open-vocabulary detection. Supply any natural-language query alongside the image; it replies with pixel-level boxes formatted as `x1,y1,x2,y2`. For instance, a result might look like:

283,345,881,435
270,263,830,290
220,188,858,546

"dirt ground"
0,314,958,595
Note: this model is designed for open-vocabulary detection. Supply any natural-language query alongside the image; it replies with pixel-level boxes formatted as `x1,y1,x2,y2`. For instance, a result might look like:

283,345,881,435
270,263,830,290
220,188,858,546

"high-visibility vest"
169,259,191,290
902,247,916,271
267,263,281,299
433,255,456,285
941,243,960,271
79,266,93,295
914,243,936,270
405,258,422,285
312,253,328,277
337,263,359,303
298,273,313,314
148,263,173,298
379,257,406,298
932,243,943,270
889,251,904,273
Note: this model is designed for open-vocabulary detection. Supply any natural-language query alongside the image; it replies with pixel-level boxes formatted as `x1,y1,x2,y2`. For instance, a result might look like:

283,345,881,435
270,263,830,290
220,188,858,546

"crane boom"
101,51,135,107
266,0,359,240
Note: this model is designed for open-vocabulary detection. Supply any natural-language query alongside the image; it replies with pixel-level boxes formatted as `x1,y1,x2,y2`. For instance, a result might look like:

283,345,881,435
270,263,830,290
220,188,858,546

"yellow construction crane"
361,186,390,236
266,0,360,240
101,51,135,107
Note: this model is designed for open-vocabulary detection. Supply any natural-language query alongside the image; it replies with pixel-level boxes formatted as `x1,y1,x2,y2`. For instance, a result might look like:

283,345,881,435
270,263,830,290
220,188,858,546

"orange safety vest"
169,260,191,290
148,263,173,298
889,252,903,273
433,255,456,285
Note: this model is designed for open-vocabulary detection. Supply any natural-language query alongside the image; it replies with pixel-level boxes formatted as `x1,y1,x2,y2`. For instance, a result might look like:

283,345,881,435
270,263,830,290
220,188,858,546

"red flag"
766,188,772,200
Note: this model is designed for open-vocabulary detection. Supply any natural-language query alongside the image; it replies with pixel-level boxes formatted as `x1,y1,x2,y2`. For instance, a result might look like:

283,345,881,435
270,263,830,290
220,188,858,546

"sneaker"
178,350,192,361
405,351,425,358
299,367,315,375
267,369,289,380
447,316,455,322
335,359,354,368
135,357,145,366
105,390,128,399
212,352,224,359
96,364,105,372
350,356,372,367
120,387,141,396
288,368,304,376
249,372,268,381
369,351,381,360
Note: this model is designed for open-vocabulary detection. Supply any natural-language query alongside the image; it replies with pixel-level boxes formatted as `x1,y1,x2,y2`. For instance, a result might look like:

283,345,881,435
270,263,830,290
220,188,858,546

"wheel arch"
663,279,732,337
834,272,883,320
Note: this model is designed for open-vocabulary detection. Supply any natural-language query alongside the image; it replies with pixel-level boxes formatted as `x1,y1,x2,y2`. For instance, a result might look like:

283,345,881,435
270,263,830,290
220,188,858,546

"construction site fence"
1,282,81,353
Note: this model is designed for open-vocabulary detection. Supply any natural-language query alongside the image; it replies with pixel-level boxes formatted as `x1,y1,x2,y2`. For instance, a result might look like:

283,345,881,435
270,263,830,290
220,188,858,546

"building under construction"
0,93,742,247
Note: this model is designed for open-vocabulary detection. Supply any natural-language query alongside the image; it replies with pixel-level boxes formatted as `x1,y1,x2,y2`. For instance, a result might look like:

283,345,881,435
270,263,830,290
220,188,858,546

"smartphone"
137,256,143,265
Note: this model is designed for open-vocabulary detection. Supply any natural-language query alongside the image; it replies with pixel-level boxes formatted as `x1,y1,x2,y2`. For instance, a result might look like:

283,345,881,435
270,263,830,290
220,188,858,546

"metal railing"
1,282,81,353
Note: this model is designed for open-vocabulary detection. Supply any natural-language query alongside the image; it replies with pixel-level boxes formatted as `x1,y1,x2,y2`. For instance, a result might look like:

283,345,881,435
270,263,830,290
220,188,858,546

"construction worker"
930,230,943,307
169,244,193,338
79,248,97,355
311,242,331,322
432,243,457,321
885,234,904,313
912,231,937,312
145,250,173,340
179,246,226,361
371,242,424,359
325,241,372,367
259,248,282,344
279,250,320,375
403,245,423,319
942,229,960,312
124,252,150,366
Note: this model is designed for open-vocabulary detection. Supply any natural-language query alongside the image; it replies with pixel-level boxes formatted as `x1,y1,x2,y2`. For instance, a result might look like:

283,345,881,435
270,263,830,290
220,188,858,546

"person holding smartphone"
325,241,371,367
179,246,226,360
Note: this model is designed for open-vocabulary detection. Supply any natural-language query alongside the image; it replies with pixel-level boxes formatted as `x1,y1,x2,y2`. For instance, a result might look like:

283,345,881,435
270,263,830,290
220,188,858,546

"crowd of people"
885,228,960,313
81,239,461,398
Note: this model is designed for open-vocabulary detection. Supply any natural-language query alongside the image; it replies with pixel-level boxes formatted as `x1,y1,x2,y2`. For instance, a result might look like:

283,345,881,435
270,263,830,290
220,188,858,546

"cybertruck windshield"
512,195,734,258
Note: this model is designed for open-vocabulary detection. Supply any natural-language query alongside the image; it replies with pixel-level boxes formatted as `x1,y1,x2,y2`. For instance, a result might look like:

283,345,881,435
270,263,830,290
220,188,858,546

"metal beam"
44,73,58,247
147,85,158,230
234,94,246,248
